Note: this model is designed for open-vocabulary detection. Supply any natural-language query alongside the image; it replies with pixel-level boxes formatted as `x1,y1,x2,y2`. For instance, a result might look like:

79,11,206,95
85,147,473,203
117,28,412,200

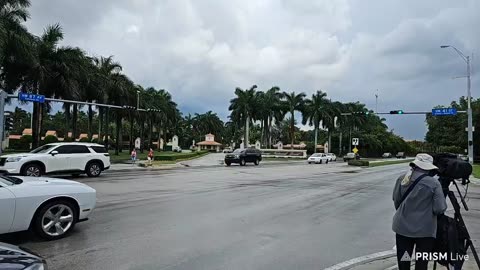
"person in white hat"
392,153,447,270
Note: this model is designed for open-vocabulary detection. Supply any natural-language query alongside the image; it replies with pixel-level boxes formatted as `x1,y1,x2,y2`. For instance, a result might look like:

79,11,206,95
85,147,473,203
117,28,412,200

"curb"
323,250,396,270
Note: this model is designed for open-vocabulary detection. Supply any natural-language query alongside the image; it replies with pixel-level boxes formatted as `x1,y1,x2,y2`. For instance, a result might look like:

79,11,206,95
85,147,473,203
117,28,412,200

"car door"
0,181,15,233
68,145,92,171
44,145,72,173
246,149,254,162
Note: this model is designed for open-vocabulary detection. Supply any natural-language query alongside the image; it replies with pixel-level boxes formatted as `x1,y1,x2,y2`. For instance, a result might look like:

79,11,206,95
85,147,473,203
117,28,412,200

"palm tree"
0,0,31,65
283,91,306,149
302,90,328,152
228,85,257,147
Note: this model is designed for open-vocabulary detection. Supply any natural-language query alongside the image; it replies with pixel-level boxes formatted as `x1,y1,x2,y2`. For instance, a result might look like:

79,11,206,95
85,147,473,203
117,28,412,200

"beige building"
196,134,222,152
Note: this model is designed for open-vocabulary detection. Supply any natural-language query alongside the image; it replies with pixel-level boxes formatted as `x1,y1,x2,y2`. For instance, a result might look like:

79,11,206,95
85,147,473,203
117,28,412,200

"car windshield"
30,144,56,153
233,149,244,154
311,153,321,157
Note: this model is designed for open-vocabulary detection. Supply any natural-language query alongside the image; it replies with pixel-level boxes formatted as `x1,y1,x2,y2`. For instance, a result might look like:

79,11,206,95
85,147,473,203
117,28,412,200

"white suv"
0,143,111,177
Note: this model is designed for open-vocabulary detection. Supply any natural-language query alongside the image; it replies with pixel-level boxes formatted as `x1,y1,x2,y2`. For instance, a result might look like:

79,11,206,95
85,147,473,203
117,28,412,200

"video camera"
433,153,472,184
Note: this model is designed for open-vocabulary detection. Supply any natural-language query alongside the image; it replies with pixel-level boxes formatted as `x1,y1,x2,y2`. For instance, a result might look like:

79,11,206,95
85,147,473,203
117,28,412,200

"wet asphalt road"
2,162,408,270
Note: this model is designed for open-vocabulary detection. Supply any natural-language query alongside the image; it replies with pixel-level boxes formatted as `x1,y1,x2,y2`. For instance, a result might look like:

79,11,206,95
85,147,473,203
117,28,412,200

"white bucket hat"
410,153,438,171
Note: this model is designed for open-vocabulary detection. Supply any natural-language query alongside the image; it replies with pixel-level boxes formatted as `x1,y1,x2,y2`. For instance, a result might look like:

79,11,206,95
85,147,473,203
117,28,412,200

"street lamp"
441,45,473,164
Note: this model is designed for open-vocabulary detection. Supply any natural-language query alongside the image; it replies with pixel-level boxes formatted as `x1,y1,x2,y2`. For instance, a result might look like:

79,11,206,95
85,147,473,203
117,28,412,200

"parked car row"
0,142,100,242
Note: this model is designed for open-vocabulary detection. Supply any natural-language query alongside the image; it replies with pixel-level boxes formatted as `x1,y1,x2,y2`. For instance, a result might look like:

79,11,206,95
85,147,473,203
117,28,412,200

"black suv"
224,148,262,166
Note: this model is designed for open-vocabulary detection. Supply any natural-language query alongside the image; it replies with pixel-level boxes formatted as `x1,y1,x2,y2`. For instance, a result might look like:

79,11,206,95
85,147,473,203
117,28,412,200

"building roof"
22,128,32,135
9,135,21,140
45,130,57,136
197,141,222,146
79,133,89,139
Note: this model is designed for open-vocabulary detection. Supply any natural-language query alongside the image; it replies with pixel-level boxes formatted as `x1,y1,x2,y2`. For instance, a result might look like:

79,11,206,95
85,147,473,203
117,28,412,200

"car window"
30,144,56,153
91,146,107,153
311,153,321,157
233,149,243,154
55,145,90,154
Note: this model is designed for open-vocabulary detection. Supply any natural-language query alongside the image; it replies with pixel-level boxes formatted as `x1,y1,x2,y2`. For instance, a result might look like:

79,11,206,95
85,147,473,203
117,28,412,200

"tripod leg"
467,240,480,267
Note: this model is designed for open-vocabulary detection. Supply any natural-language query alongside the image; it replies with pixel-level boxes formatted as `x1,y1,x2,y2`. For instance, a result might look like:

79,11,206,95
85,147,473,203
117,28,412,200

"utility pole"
441,45,473,164
375,90,379,114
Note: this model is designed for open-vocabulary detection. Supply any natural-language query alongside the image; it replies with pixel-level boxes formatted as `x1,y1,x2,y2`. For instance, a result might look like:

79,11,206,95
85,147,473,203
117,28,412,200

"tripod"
433,179,480,269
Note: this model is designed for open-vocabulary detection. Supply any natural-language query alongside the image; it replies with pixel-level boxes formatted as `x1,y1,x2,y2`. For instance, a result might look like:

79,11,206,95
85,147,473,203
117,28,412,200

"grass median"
109,150,209,164
472,165,480,178
368,159,413,167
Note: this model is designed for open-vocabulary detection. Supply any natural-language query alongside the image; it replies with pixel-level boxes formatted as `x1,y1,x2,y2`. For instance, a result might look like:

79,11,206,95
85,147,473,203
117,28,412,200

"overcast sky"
20,0,480,140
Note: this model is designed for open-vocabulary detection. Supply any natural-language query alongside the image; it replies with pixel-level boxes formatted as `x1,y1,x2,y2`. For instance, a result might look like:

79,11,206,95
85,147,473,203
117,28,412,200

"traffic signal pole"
0,91,7,154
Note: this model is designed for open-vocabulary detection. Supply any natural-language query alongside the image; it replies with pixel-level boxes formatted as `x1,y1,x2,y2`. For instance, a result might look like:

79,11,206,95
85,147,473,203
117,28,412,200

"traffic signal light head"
390,110,404,114
4,111,13,131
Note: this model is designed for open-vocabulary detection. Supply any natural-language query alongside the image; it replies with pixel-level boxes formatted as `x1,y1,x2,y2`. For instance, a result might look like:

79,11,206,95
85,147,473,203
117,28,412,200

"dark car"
396,152,406,159
0,242,47,269
224,148,262,166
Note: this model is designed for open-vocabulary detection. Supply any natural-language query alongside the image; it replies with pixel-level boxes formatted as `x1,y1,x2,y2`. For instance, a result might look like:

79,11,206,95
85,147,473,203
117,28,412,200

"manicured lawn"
472,164,480,178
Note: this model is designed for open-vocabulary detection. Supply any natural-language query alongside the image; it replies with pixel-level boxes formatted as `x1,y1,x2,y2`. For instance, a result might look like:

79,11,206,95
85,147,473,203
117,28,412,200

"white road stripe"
323,250,396,270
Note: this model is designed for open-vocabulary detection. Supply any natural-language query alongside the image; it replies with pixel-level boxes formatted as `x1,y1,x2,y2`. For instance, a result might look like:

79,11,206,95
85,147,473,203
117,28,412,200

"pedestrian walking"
147,148,154,166
392,153,447,270
131,148,137,164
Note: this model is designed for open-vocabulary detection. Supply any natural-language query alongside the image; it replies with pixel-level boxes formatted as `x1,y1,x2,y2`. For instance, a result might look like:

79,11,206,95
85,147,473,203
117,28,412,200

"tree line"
228,85,413,156
426,96,480,158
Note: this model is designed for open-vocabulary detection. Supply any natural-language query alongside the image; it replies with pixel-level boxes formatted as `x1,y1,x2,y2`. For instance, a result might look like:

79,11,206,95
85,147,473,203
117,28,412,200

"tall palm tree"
228,85,257,147
18,24,86,147
93,56,122,144
283,91,306,149
302,90,328,152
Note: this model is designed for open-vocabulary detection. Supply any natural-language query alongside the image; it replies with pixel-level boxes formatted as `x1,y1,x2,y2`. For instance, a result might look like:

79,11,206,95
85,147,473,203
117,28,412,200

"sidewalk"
325,182,480,270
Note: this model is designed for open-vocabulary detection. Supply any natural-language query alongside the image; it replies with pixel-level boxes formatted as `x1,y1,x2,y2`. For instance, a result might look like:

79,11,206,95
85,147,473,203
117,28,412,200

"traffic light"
389,110,404,114
352,111,370,115
4,111,13,131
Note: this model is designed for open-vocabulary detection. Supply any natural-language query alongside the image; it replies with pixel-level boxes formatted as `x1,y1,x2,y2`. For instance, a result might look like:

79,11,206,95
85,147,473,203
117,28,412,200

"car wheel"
319,160,323,164
240,159,246,166
22,163,42,177
326,160,329,164
225,162,231,166
33,200,77,240
254,159,260,166
86,161,102,177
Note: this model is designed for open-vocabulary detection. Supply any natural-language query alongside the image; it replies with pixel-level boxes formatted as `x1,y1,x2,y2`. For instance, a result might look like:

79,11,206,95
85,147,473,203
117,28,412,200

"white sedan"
307,153,330,164
0,175,96,240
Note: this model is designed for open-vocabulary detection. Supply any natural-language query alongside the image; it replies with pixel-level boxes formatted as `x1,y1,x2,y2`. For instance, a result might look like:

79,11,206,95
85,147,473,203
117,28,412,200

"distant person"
392,153,447,270
131,148,137,164
147,148,154,166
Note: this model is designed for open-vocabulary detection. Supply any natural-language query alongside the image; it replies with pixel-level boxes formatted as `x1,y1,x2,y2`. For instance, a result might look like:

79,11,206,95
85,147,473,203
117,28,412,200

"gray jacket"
392,169,447,238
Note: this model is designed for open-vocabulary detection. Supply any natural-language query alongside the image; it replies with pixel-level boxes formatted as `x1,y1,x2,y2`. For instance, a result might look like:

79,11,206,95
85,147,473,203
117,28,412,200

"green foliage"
43,135,58,144
79,137,91,142
63,137,74,142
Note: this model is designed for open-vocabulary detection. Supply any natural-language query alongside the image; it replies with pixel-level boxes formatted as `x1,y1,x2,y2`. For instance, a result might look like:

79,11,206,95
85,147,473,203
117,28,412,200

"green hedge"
155,151,208,161
348,160,370,166
8,135,32,151
43,135,58,144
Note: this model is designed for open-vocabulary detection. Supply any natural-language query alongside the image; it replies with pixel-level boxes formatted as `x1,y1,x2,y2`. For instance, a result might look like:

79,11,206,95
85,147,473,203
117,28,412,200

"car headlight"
234,155,239,158
25,263,47,270
6,156,22,162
